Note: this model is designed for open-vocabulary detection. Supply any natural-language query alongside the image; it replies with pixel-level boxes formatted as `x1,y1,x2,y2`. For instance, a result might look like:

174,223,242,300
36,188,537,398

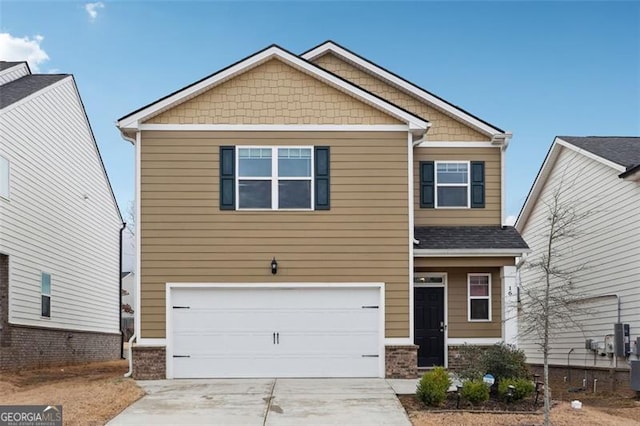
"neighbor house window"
237,147,312,210
468,273,491,321
41,273,51,318
0,155,9,200
435,161,469,208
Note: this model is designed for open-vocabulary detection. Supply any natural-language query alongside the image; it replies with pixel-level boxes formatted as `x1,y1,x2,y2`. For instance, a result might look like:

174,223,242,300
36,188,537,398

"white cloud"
85,2,105,22
505,215,517,226
0,33,49,72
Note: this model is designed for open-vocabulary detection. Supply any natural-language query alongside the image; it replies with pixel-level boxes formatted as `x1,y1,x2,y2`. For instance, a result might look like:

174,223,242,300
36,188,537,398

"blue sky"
2,1,639,222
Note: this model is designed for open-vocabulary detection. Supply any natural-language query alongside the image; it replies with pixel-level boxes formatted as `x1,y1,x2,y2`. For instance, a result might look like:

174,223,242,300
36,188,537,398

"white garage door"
169,286,382,378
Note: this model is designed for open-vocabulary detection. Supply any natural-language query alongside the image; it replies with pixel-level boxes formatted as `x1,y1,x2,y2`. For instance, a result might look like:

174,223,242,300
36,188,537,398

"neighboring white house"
0,61,123,369
516,136,640,377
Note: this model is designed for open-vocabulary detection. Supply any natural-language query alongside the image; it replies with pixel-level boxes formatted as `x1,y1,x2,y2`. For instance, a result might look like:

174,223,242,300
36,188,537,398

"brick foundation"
132,346,166,379
528,363,631,392
385,345,418,378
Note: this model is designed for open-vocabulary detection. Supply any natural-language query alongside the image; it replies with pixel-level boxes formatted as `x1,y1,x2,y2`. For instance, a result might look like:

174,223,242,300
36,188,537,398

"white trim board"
301,41,504,137
138,124,409,132
447,338,502,345
117,45,429,133
414,248,529,257
417,141,500,148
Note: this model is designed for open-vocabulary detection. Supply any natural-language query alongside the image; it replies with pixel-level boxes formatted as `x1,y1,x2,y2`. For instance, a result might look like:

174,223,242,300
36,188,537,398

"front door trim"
414,272,448,368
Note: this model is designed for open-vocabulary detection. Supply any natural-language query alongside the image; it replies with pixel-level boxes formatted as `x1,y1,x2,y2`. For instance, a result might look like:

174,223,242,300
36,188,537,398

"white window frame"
0,154,9,200
41,272,51,319
235,146,314,211
435,161,470,209
467,273,491,322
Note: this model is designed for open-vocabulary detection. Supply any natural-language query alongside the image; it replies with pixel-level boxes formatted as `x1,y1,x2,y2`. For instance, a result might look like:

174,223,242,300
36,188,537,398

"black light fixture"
271,258,278,275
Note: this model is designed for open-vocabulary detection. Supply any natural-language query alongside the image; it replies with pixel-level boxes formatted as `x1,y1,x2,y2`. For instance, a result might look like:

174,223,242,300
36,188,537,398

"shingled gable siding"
139,131,410,338
311,53,490,141
416,265,502,338
146,59,402,125
414,147,501,226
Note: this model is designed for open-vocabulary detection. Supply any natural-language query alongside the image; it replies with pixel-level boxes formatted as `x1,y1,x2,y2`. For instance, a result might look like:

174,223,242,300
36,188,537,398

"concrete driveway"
108,378,411,425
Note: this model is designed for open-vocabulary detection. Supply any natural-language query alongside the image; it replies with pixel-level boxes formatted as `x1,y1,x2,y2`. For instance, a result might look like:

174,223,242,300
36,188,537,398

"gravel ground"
0,360,144,425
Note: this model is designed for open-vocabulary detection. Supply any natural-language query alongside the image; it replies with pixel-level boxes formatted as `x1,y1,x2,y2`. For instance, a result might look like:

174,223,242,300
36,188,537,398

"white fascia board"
0,76,72,115
302,42,503,137
414,248,530,257
447,338,502,346
417,141,500,148
138,124,409,132
515,140,562,232
556,138,627,173
117,46,428,132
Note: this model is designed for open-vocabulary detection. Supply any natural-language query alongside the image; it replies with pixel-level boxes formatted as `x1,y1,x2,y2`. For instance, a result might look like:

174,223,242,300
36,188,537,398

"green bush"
497,377,535,401
416,367,451,406
456,343,530,383
460,379,490,404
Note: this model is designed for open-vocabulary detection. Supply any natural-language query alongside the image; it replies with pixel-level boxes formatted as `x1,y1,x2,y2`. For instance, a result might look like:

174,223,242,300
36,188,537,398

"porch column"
501,265,518,346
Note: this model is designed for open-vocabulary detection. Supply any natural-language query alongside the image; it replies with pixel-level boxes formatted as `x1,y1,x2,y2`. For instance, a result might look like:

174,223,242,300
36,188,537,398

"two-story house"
116,42,529,379
0,61,123,369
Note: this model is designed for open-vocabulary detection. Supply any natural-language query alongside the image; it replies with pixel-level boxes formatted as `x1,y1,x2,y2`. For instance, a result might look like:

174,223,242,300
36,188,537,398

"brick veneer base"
132,346,166,379
386,345,418,378
447,345,493,371
0,324,120,371
528,363,631,392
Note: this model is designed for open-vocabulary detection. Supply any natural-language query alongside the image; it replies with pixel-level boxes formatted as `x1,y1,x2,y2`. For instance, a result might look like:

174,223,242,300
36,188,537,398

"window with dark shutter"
314,146,330,210
419,161,434,208
470,161,485,208
219,146,235,210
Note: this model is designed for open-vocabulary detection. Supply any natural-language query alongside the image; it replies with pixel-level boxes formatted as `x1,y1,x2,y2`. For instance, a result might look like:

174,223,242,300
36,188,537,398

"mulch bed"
400,392,544,414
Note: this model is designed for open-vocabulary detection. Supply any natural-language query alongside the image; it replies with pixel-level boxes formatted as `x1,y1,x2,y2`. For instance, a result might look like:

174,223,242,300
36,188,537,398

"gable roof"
0,61,28,71
414,226,528,253
301,40,505,137
117,44,430,135
516,136,640,232
0,75,69,109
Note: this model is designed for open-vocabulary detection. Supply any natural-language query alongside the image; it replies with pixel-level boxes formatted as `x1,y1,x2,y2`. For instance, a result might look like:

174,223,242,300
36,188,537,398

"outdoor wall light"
271,258,278,275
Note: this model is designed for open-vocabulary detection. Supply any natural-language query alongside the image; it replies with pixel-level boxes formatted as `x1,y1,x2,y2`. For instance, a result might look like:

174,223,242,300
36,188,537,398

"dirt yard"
0,360,144,425
401,382,640,426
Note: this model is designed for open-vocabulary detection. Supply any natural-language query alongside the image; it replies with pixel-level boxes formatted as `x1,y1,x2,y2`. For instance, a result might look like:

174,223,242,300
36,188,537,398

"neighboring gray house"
0,61,123,369
516,136,640,384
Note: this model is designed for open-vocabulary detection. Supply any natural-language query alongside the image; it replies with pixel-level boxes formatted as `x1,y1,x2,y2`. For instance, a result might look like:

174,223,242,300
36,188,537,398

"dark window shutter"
470,161,485,208
419,161,434,208
314,146,330,210
219,146,235,210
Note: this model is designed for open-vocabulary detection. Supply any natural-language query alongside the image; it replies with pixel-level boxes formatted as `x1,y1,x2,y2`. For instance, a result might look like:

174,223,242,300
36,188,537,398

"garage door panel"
170,286,382,378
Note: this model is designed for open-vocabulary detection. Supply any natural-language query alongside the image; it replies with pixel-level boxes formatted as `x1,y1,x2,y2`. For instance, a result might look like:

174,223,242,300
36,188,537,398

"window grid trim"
235,146,315,211
434,160,470,209
467,273,491,322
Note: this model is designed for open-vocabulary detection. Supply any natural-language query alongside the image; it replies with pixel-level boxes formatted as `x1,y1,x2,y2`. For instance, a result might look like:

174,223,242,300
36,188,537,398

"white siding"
0,64,30,86
0,78,122,334
518,146,640,370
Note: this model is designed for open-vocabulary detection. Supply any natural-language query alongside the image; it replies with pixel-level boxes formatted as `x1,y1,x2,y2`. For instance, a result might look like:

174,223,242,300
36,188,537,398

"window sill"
468,319,492,323
236,208,315,212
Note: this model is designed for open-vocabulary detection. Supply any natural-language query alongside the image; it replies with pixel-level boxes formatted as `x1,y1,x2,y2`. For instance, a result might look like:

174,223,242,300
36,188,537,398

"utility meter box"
585,339,593,350
631,360,640,391
614,323,631,357
604,335,615,355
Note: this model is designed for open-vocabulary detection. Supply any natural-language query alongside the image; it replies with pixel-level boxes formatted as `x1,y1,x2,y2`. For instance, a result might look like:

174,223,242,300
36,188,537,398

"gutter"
119,221,127,359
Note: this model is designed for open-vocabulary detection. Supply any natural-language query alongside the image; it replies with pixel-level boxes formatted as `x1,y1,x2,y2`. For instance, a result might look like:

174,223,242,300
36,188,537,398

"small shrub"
456,345,484,381
416,367,451,406
498,377,535,401
460,379,490,404
482,343,529,381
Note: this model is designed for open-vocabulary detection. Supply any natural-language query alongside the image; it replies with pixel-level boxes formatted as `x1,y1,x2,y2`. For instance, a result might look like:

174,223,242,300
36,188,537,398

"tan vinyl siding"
146,59,401,125
312,53,490,141
417,267,502,338
140,131,410,338
414,147,501,225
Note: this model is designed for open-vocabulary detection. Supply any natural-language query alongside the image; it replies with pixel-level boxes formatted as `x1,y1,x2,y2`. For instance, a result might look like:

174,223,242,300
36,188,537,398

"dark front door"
414,287,445,367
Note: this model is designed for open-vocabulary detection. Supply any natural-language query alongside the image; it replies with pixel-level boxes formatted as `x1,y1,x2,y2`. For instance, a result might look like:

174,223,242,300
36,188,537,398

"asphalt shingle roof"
559,136,640,171
414,226,529,250
0,61,27,71
0,74,69,109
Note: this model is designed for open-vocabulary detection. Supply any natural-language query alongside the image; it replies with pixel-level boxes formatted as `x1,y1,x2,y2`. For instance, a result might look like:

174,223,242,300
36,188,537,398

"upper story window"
237,147,313,210
41,272,51,318
468,273,491,321
436,162,469,208
0,155,9,200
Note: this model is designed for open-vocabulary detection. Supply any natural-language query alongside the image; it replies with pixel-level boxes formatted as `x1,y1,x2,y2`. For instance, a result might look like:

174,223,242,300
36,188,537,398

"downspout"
119,222,127,359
